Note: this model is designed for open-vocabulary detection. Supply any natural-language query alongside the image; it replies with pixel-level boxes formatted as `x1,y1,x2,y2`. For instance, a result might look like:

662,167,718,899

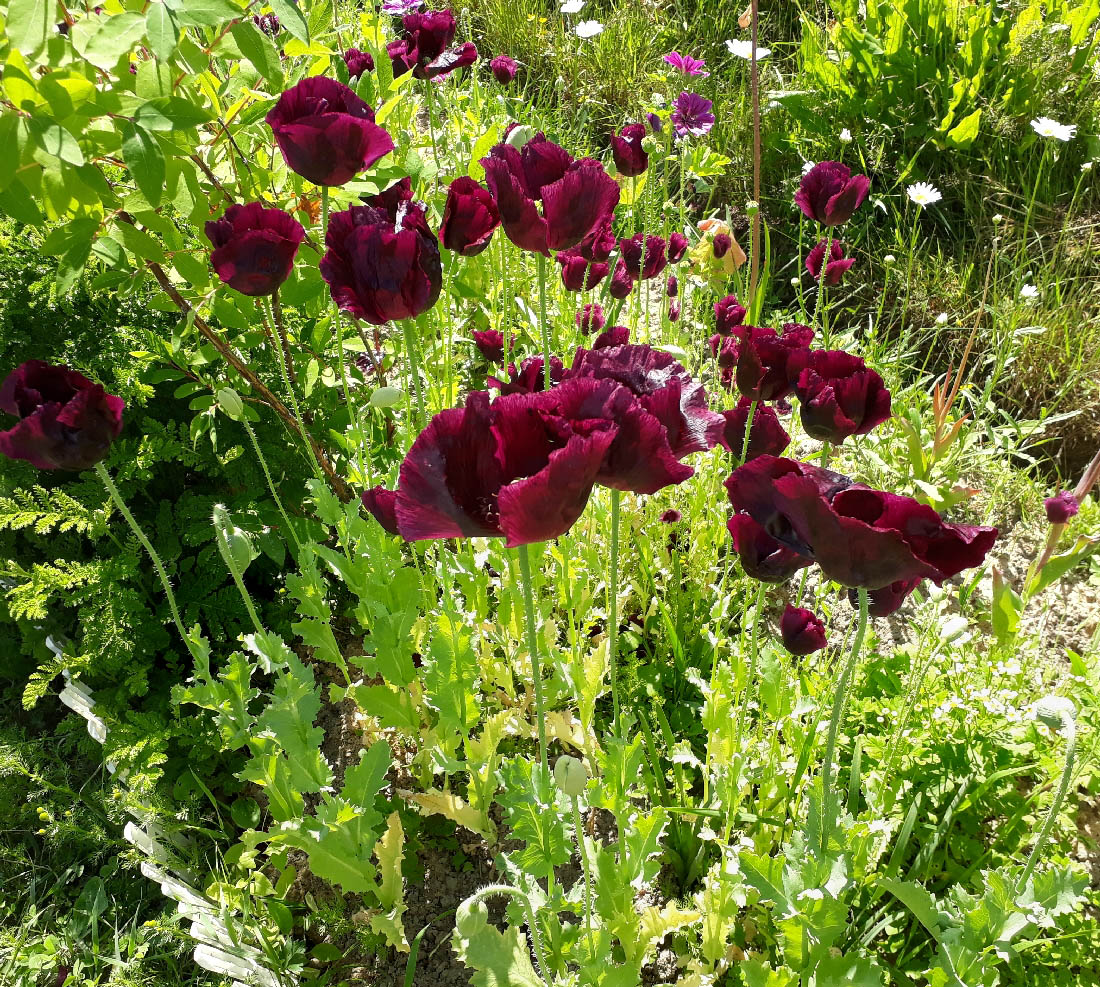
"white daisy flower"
935,313,949,325
559,0,584,13
907,182,942,207
575,19,603,38
1031,116,1077,141
725,38,771,59
839,128,852,143
1020,283,1039,301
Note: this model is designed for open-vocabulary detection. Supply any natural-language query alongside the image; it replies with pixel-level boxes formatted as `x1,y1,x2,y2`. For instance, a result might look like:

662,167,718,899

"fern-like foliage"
0,486,110,537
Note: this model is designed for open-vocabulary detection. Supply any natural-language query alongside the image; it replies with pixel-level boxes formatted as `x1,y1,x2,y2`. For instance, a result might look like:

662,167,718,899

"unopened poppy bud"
553,755,588,797
213,504,256,575
505,124,536,149
371,386,404,408
455,898,489,937
1034,696,1076,732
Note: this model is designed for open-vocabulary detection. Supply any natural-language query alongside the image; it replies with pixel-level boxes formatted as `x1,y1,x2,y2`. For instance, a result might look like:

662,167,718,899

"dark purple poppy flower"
439,176,500,257
780,605,827,656
375,390,615,546
320,201,441,324
713,233,732,258
567,344,724,461
361,176,413,219
795,161,870,226
794,350,892,443
667,232,689,263
488,356,564,395
719,397,790,461
619,234,668,281
849,577,921,617
663,52,709,77
646,112,663,134
266,77,394,187
671,91,714,138
490,54,518,84
714,294,747,336
576,303,606,334
669,301,680,322
593,325,629,349
344,47,375,78
472,329,505,363
556,249,610,291
728,323,815,402
1045,491,1080,524
806,238,855,286
362,486,400,535
481,134,620,256
661,508,682,523
576,221,616,263
0,361,124,471
254,13,280,35
725,455,998,589
727,514,813,583
609,258,634,299
205,202,305,297
611,123,648,177
389,10,478,80
667,275,678,298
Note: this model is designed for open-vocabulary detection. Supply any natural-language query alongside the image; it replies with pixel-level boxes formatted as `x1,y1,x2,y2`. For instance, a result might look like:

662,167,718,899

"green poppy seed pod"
455,898,488,937
553,755,588,797
1034,696,1076,732
505,124,536,149
370,385,404,409
213,504,256,575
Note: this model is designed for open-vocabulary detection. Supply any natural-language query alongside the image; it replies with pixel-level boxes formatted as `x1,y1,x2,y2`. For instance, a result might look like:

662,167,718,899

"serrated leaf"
402,787,496,840
453,923,543,987
374,811,405,910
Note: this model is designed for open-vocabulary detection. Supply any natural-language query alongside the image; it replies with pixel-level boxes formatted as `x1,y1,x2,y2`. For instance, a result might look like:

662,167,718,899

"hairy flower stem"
95,463,201,660
500,239,511,370
424,80,441,183
537,254,552,388
571,798,597,959
1018,703,1077,893
517,543,549,775
402,318,427,428
820,587,869,851
608,489,622,738
212,505,263,633
749,0,762,304
241,418,300,554
812,225,830,342
739,399,758,465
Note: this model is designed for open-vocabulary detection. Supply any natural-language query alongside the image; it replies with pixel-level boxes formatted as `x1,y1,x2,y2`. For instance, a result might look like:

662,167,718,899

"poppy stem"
500,238,511,370
820,586,868,851
608,489,622,737
812,228,830,342
516,542,549,775
94,462,201,661
402,318,428,428
537,253,552,389
739,399,758,465
732,580,766,770
819,441,831,468
570,796,597,960
241,418,300,554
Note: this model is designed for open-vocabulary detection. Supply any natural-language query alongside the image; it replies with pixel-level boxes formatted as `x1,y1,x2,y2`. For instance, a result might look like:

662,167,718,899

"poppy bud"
609,259,634,299
439,177,500,257
205,202,305,296
780,605,828,656
611,123,648,177
646,111,663,134
619,234,668,281
554,755,588,797
669,301,680,322
667,275,678,297
0,361,124,471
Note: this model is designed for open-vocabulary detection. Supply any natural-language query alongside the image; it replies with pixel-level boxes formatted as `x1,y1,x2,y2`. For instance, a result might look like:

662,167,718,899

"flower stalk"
517,543,550,774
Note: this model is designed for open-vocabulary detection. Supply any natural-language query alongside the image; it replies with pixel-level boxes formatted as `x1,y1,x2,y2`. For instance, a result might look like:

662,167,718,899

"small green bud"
553,755,588,797
505,125,536,149
455,898,489,937
213,504,257,574
371,385,404,409
1034,696,1076,732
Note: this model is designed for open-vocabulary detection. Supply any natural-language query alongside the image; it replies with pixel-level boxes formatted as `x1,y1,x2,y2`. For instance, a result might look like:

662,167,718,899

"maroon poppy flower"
0,361,124,471
374,390,615,545
669,301,681,322
780,605,827,656
806,238,855,286
472,329,505,363
389,10,478,80
795,161,870,226
266,77,395,186
576,303,606,334
719,397,790,461
713,233,732,258
361,176,413,218
490,54,518,84
567,343,724,461
361,486,399,535
611,123,648,177
320,201,441,324
619,234,668,281
727,514,813,583
609,259,634,299
344,47,375,79
848,577,921,617
439,176,500,257
794,350,891,443
593,325,629,349
667,232,689,263
714,294,747,336
667,275,678,298
481,133,620,256
661,508,682,523
254,13,280,35
556,249,609,291
1044,491,1079,524
729,323,815,402
576,221,617,263
205,202,305,297
488,356,565,395
725,455,998,589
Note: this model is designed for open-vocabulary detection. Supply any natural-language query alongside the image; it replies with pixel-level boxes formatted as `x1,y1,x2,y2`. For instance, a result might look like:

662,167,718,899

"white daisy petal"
907,182,942,207
575,19,603,38
1030,116,1077,141
725,38,771,59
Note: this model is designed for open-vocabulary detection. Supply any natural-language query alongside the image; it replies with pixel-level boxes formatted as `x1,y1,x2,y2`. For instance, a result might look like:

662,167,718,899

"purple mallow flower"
671,92,714,138
663,51,709,76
